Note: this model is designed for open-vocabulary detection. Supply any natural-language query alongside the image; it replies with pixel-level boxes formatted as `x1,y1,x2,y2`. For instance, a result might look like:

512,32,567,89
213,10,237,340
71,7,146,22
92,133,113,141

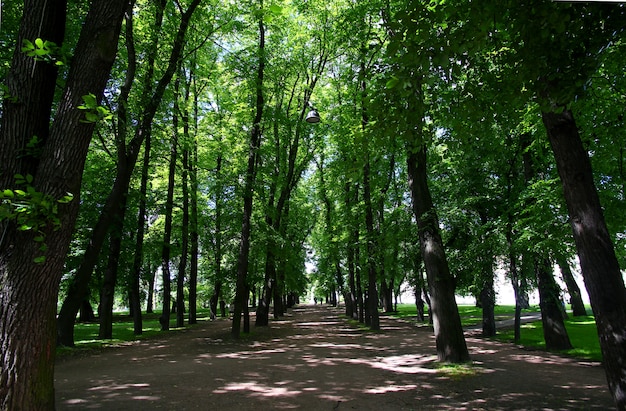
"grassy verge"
495,315,601,361
57,309,214,357
390,303,601,362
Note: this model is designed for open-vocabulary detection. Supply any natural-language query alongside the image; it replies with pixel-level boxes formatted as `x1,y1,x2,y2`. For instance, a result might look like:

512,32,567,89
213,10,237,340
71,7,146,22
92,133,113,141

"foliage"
0,174,74,263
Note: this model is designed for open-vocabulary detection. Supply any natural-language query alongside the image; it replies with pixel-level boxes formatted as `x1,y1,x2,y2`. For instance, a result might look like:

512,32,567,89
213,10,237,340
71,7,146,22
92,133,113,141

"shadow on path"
55,305,612,410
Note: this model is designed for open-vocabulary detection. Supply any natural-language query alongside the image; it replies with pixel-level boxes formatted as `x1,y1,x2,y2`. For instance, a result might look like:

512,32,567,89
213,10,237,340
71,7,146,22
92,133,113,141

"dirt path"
55,305,613,410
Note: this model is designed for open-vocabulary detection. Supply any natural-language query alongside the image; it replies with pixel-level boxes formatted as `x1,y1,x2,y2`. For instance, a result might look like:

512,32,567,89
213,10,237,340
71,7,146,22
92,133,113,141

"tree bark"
407,142,470,363
480,275,496,337
0,1,127,408
209,154,224,320
536,259,573,350
543,108,626,407
189,136,199,325
56,0,200,345
99,200,126,340
233,9,265,338
556,256,587,317
160,109,178,331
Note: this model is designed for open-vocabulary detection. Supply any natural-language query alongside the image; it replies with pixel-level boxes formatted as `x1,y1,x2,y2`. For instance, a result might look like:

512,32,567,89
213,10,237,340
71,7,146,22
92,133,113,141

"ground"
55,304,613,410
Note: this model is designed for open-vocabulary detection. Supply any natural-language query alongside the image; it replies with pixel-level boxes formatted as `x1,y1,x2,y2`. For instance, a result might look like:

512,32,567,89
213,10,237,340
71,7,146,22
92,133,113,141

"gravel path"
55,304,614,410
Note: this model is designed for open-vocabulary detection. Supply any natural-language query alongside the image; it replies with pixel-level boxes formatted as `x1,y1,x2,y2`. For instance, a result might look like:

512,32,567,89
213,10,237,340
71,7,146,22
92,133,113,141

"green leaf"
386,76,400,89
58,193,74,204
34,256,46,264
269,4,282,15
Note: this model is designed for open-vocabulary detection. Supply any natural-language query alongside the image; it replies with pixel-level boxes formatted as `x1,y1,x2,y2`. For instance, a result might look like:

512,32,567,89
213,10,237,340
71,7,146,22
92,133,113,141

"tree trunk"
406,142,469,363
209,154,224,320
360,57,380,331
543,108,626,407
189,142,199,324
480,275,496,338
536,259,572,350
79,299,96,322
98,202,126,340
160,120,178,331
557,256,587,317
56,0,200,345
146,262,156,313
478,211,496,337
130,110,149,335
255,245,275,327
0,1,127,408
233,11,265,338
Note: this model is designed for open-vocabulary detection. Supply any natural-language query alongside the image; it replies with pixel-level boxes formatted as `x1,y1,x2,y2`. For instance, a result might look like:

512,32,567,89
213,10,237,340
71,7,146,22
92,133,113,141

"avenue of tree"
1,1,625,409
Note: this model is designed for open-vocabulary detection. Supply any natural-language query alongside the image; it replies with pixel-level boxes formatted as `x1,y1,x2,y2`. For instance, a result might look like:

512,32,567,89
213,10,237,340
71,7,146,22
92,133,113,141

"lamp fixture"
305,109,320,123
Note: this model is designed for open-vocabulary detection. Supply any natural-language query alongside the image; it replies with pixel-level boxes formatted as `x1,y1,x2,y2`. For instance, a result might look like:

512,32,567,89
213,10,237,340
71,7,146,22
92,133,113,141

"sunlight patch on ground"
131,395,161,401
88,382,150,392
509,353,575,365
308,342,370,350
214,348,287,359
368,354,439,374
364,383,418,394
212,381,302,398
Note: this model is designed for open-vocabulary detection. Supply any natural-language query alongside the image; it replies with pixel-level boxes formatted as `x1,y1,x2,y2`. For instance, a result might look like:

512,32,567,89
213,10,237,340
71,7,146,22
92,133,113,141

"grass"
391,303,602,362
62,304,602,363
57,309,214,357
391,303,540,327
436,362,481,380
495,315,602,361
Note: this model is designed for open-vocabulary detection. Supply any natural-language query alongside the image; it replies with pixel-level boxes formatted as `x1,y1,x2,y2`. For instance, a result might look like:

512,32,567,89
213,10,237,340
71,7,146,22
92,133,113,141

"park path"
55,305,613,410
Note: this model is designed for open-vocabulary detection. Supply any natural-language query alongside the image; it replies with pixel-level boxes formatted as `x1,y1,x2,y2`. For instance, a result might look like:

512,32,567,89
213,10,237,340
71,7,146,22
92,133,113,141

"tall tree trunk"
480,272,496,337
98,195,127,340
130,110,149,334
175,73,190,329
176,146,190,329
543,109,626,407
209,154,224,320
360,57,380,331
536,258,572,350
233,8,265,338
363,158,379,330
255,241,275,327
478,211,496,337
159,125,177,331
189,140,199,324
345,182,358,319
557,256,587,317
146,261,156,313
122,0,143,336
407,142,469,363
0,1,127,408
521,129,572,350
55,0,200,346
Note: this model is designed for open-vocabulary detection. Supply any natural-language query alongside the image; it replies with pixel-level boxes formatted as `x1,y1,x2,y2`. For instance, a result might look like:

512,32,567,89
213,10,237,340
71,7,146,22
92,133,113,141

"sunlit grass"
436,362,480,380
495,315,602,361
57,309,213,356
391,303,540,327
391,304,601,362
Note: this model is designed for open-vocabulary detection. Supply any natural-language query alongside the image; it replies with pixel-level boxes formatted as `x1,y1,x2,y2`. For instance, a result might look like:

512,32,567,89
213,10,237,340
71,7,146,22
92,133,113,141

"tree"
500,2,626,405
232,0,266,339
0,1,127,408
56,0,202,345
384,1,471,363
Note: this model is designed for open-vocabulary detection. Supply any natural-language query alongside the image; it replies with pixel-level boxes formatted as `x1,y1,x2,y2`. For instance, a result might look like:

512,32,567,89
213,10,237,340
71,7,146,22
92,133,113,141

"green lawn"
62,304,602,363
57,310,214,356
391,303,602,362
